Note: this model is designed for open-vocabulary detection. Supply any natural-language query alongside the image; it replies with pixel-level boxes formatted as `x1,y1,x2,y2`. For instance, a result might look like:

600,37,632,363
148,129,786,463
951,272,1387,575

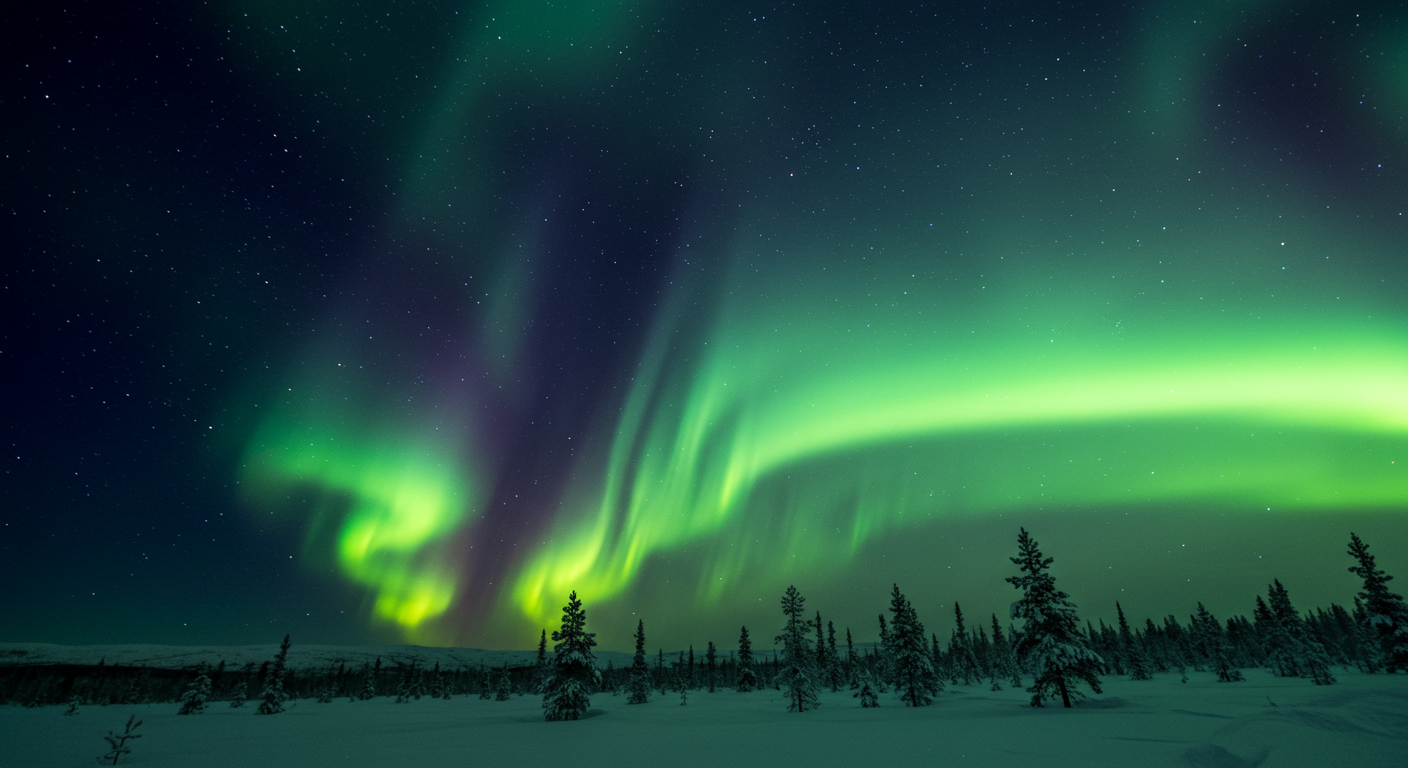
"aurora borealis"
4,2,1406,651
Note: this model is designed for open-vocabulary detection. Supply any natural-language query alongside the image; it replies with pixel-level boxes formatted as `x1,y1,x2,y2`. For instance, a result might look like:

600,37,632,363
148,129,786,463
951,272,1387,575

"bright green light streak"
512,307,1408,625
242,417,481,636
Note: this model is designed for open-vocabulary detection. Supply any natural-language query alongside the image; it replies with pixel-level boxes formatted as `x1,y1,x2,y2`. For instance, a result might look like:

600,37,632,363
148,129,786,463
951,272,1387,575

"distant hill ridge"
0,642,634,670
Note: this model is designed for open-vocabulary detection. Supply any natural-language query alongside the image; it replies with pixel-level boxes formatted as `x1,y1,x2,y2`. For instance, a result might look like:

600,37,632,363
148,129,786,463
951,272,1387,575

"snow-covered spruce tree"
825,621,842,691
1006,528,1104,708
1262,579,1334,682
854,668,879,707
1301,630,1337,685
434,662,451,700
479,667,494,700
846,627,858,689
627,619,652,704
177,665,211,715
542,590,600,721
256,635,291,715
495,664,513,701
705,641,718,693
887,584,941,707
973,624,994,682
994,614,1022,687
1189,603,1244,682
356,665,376,701
875,613,893,691
229,680,247,708
1254,593,1296,676
534,629,550,694
949,602,979,685
1116,602,1153,681
774,585,820,712
1351,599,1387,672
1264,581,1334,685
1348,532,1408,672
736,625,758,692
987,616,1005,690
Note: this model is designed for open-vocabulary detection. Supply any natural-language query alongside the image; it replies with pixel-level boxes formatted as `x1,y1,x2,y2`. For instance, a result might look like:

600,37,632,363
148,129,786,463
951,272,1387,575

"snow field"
8,669,1405,768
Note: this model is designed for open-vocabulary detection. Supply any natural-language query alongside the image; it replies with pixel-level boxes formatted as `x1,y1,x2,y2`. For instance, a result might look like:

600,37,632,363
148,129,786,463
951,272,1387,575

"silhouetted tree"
775,585,819,712
627,620,651,704
542,590,600,720
256,635,291,715
177,665,211,715
1348,532,1408,672
887,584,940,707
1007,529,1104,708
736,625,758,692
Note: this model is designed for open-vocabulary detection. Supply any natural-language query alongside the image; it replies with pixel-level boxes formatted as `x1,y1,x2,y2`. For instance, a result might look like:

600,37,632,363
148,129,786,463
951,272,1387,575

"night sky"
4,2,1406,653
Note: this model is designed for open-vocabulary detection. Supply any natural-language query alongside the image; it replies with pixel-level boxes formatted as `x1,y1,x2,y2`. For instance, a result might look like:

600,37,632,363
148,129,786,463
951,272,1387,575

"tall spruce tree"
705,641,718,693
736,625,758,692
1007,529,1104,708
887,584,941,706
876,613,893,690
1190,603,1244,682
854,668,879,707
229,680,248,708
1348,532,1408,672
357,665,376,700
1117,602,1153,680
495,664,512,701
949,602,979,685
989,613,1014,690
534,629,550,693
256,635,291,715
846,627,857,688
542,590,600,720
1265,579,1335,684
826,621,841,691
775,585,820,712
627,619,651,704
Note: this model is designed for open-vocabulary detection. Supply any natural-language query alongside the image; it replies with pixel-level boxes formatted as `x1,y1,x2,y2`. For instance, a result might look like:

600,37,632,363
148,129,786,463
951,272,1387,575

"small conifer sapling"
177,665,211,715
99,715,142,765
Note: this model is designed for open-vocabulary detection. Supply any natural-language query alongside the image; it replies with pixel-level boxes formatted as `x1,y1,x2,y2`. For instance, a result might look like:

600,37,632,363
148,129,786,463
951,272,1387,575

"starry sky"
3,1,1406,652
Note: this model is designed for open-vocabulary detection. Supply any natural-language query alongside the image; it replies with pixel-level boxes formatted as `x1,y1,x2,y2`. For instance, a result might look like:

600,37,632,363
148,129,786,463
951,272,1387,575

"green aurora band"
511,257,1408,628
229,1,1408,643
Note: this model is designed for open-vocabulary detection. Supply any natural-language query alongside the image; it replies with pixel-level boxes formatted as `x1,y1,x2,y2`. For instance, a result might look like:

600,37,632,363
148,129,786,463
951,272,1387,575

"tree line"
5,531,1404,717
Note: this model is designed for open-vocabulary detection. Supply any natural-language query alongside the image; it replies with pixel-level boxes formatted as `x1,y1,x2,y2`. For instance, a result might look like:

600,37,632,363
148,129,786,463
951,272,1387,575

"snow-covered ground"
8,668,1405,768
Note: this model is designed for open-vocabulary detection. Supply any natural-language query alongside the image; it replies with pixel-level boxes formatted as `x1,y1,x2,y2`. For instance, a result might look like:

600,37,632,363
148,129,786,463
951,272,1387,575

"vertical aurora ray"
509,194,1408,629
212,1,1408,644
227,0,652,641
